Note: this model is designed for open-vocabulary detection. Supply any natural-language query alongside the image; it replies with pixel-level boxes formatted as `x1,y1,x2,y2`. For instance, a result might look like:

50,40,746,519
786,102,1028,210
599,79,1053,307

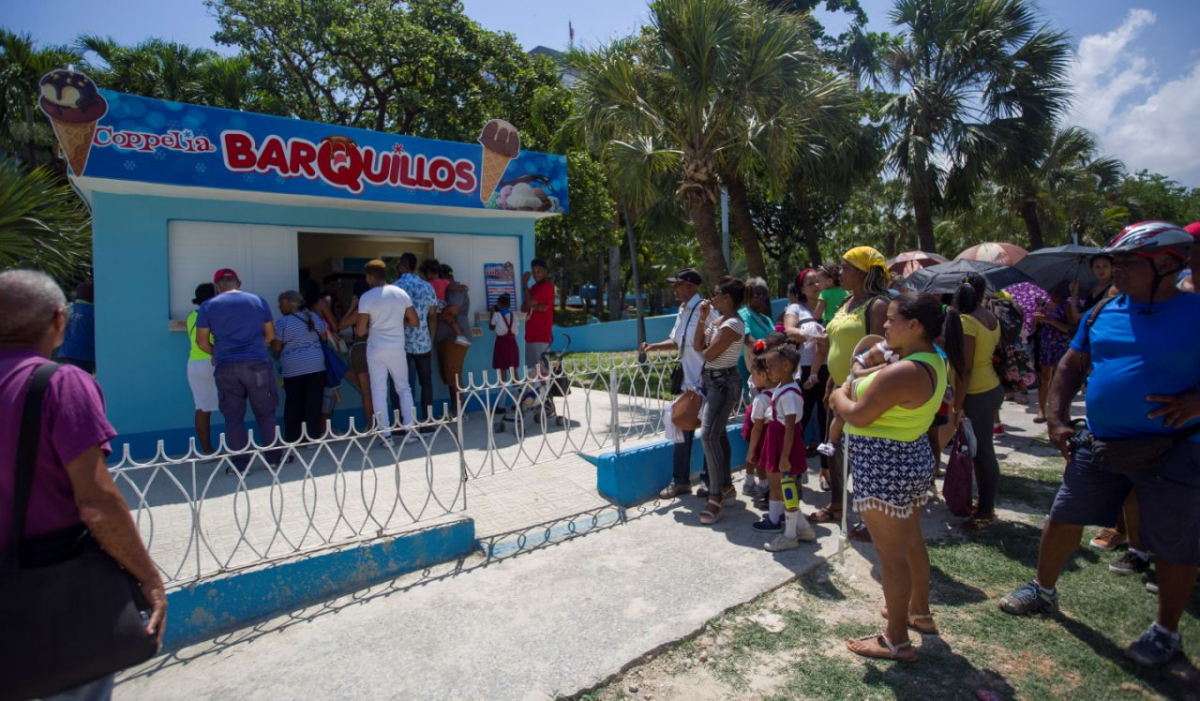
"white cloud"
1066,9,1200,187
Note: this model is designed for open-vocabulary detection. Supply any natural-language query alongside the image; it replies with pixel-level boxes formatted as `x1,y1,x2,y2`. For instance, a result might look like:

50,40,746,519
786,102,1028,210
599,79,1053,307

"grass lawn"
577,461,1200,700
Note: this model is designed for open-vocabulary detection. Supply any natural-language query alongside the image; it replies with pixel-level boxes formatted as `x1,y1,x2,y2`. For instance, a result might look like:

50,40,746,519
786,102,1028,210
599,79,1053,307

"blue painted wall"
554,298,790,353
595,425,750,506
90,191,535,457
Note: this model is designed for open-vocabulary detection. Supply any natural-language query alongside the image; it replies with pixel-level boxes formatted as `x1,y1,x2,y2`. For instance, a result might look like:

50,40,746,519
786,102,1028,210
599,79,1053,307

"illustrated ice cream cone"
478,119,520,203
38,68,108,177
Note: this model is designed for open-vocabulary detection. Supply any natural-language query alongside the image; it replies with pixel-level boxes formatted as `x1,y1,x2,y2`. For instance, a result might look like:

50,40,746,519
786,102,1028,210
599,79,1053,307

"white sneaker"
377,432,394,449
454,335,471,346
766,534,801,552
817,442,837,457
795,526,817,542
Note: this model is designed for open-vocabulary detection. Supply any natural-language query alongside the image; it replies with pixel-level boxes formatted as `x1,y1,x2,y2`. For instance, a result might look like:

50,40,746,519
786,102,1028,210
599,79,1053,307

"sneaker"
454,335,471,347
816,442,837,457
752,494,769,510
377,432,395,449
1110,551,1151,575
741,478,758,496
1089,528,1127,552
754,482,771,497
993,424,1006,437
1125,624,1182,668
999,580,1058,616
659,483,691,499
752,514,783,532
819,474,831,492
1145,573,1159,595
795,526,817,542
765,534,801,552
696,484,711,499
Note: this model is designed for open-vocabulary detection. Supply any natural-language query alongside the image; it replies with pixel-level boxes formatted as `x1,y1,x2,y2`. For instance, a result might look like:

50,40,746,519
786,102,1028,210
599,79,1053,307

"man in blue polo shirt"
195,268,282,471
999,222,1200,668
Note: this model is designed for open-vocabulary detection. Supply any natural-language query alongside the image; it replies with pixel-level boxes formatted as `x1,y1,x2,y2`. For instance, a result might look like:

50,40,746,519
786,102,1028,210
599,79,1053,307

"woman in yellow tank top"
953,272,1006,532
830,293,965,663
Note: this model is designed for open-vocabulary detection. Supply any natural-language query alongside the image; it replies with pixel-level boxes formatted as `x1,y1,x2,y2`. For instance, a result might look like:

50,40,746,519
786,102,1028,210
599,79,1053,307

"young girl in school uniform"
741,355,774,498
755,342,815,552
489,294,520,381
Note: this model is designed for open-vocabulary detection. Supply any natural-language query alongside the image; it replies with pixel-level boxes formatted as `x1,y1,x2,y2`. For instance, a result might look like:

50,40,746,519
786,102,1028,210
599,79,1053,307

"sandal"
846,632,917,662
1033,415,1047,424
962,513,997,532
808,506,842,524
848,522,872,543
880,608,939,635
699,497,724,525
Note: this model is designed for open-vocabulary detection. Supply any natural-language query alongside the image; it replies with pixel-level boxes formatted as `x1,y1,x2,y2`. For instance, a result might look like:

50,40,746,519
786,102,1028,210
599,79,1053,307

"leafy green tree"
872,0,1072,253
209,0,565,145
0,157,92,284
992,124,1123,250
535,150,617,311
0,30,82,169
1117,171,1200,228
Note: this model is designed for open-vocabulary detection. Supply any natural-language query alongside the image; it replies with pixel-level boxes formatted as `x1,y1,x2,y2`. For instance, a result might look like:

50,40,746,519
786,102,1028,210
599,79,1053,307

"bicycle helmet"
1103,221,1193,261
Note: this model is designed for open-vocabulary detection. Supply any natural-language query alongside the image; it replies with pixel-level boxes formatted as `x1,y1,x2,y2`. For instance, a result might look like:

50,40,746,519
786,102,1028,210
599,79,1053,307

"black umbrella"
901,259,1033,295
1013,243,1103,293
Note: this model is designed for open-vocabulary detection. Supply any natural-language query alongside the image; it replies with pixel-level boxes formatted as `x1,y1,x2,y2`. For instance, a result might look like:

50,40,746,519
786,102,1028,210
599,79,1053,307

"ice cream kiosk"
38,69,569,457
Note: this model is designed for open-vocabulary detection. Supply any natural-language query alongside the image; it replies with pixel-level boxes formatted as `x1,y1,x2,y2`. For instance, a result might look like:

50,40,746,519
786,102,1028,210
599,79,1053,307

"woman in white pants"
354,260,419,442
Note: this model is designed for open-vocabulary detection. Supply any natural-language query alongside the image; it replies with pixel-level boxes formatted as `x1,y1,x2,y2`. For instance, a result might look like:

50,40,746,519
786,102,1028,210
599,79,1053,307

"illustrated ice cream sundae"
38,68,108,177
322,135,357,169
478,119,520,203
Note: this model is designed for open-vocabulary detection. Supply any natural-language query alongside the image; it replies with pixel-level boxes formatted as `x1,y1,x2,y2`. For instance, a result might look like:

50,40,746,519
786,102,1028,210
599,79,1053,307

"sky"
7,0,1200,186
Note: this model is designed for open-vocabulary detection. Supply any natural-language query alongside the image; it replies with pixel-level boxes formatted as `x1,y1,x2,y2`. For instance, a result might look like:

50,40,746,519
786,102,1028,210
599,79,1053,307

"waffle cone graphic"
479,148,514,203
50,119,100,176
478,119,520,203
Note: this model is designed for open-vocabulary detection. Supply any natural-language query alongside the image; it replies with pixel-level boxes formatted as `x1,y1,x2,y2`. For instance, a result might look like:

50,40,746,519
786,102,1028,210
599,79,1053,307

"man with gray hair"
0,270,166,698
195,268,282,471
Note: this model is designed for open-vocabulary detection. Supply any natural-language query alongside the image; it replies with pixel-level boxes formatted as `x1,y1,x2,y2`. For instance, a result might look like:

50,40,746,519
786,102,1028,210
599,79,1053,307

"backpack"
989,298,1025,348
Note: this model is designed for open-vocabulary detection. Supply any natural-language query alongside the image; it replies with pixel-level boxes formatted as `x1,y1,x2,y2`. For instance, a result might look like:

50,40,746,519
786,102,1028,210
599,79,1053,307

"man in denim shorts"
999,222,1200,668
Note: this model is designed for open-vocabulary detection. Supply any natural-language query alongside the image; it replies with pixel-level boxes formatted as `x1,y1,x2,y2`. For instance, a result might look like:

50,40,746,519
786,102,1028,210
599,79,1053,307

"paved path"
117,396,1069,699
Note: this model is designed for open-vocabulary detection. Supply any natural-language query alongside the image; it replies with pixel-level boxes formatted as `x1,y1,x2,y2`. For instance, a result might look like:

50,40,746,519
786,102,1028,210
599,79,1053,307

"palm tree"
873,0,1072,253
0,157,93,284
0,30,83,167
571,0,841,283
993,124,1123,249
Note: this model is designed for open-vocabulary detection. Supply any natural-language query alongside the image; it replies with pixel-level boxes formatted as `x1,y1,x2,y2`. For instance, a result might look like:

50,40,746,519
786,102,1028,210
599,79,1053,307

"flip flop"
846,632,917,662
1033,416,1048,424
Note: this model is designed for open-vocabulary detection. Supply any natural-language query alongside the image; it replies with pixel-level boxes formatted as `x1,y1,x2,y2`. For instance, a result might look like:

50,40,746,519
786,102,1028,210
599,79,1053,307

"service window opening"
297,231,433,319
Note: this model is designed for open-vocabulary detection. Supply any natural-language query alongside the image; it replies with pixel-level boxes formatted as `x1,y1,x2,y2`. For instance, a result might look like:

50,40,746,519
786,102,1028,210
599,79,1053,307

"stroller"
496,334,572,432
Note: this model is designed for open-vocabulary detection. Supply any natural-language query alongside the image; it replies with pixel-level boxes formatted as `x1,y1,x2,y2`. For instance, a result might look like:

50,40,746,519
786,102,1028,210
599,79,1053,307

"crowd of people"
644,220,1200,667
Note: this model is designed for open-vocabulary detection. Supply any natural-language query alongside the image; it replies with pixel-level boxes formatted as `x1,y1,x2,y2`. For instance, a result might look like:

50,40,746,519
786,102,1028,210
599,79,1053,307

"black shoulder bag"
1069,298,1200,474
0,363,157,701
669,302,700,395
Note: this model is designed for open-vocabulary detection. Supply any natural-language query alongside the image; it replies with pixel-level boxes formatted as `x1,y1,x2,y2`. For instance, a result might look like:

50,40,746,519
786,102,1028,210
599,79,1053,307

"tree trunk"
725,174,766,280
608,246,621,321
796,175,821,267
690,195,729,285
624,203,647,355
1019,189,1045,250
911,146,938,253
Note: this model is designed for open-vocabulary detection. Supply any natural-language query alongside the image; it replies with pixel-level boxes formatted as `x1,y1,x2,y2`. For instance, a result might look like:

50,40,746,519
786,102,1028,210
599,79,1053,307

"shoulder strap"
9,362,62,559
1082,295,1119,351
908,359,938,394
863,295,887,336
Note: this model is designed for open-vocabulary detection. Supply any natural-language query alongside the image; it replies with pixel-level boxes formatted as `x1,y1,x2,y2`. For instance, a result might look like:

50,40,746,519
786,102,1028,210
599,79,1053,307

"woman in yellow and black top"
953,272,1004,531
809,246,891,535
186,282,218,455
831,293,964,662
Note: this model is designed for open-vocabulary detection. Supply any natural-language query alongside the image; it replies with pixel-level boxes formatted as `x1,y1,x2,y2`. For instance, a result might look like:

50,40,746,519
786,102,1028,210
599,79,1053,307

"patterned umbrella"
956,242,1030,265
887,251,949,278
1003,281,1049,335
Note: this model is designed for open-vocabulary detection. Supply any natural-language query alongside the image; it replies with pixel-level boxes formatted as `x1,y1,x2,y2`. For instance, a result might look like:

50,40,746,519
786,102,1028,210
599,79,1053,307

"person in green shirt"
186,283,218,455
814,263,850,325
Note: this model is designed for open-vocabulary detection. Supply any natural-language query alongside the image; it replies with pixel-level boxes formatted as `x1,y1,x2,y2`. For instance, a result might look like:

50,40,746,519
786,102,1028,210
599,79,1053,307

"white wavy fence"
110,351,746,588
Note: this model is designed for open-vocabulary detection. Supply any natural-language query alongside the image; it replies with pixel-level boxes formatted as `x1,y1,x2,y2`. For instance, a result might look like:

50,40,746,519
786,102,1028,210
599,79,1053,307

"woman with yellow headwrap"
808,245,893,539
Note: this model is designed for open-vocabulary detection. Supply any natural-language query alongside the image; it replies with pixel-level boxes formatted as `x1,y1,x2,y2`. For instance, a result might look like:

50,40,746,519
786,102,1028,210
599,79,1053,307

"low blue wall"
554,298,790,354
594,425,749,506
163,518,476,650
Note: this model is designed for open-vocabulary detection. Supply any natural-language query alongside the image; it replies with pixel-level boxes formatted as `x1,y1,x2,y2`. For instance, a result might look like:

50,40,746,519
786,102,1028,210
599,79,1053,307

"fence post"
609,365,621,454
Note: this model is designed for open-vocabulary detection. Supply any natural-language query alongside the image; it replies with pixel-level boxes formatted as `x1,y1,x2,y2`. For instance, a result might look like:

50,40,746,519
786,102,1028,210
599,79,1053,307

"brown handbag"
672,389,704,431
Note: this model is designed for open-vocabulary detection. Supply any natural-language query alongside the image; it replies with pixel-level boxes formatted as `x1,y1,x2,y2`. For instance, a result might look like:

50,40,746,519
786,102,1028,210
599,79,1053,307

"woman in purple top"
1031,281,1072,423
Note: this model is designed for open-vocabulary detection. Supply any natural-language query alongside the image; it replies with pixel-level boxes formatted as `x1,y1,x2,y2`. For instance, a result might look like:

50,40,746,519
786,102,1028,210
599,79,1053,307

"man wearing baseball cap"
195,268,282,471
641,268,718,498
521,258,555,371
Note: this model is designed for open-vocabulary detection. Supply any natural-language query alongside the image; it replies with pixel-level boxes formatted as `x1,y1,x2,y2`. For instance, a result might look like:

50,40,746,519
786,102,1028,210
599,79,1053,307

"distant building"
528,46,579,88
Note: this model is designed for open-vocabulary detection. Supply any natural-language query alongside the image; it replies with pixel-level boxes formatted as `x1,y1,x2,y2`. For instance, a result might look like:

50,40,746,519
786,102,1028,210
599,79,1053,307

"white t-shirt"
750,389,773,421
669,294,719,391
784,303,825,370
765,382,803,423
491,310,518,337
358,284,413,351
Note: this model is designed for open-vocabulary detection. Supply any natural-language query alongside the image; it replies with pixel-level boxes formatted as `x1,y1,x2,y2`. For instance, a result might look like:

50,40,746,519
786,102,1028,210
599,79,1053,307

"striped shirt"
704,317,746,370
275,313,328,378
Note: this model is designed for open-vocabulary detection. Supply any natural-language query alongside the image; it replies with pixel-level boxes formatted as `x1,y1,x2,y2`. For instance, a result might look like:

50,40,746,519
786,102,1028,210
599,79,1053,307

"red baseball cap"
213,268,240,283
1185,222,1200,238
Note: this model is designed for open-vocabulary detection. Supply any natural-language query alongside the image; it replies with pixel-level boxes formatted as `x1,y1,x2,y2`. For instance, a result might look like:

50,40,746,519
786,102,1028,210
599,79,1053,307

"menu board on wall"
483,262,517,312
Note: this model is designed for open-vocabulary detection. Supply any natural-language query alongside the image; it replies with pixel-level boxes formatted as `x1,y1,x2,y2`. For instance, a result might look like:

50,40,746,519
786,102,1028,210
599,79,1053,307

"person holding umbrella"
1066,254,1115,326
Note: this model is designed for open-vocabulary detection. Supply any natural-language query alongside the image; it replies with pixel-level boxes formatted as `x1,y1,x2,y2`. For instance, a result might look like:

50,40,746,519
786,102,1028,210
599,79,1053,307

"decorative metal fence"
110,351,747,588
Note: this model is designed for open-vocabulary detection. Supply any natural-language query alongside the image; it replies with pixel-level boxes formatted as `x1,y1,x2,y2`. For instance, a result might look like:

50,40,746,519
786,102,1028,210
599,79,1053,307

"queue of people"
644,220,1200,666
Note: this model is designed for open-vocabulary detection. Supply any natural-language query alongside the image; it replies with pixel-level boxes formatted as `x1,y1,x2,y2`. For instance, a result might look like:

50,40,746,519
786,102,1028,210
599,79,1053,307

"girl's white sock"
769,500,784,523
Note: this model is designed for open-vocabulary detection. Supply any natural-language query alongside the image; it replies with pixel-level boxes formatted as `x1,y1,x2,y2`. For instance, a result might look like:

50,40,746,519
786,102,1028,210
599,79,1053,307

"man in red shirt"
522,258,555,370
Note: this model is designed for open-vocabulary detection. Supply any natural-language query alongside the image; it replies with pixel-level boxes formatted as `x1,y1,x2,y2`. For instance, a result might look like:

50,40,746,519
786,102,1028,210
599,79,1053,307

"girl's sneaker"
752,514,783,532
